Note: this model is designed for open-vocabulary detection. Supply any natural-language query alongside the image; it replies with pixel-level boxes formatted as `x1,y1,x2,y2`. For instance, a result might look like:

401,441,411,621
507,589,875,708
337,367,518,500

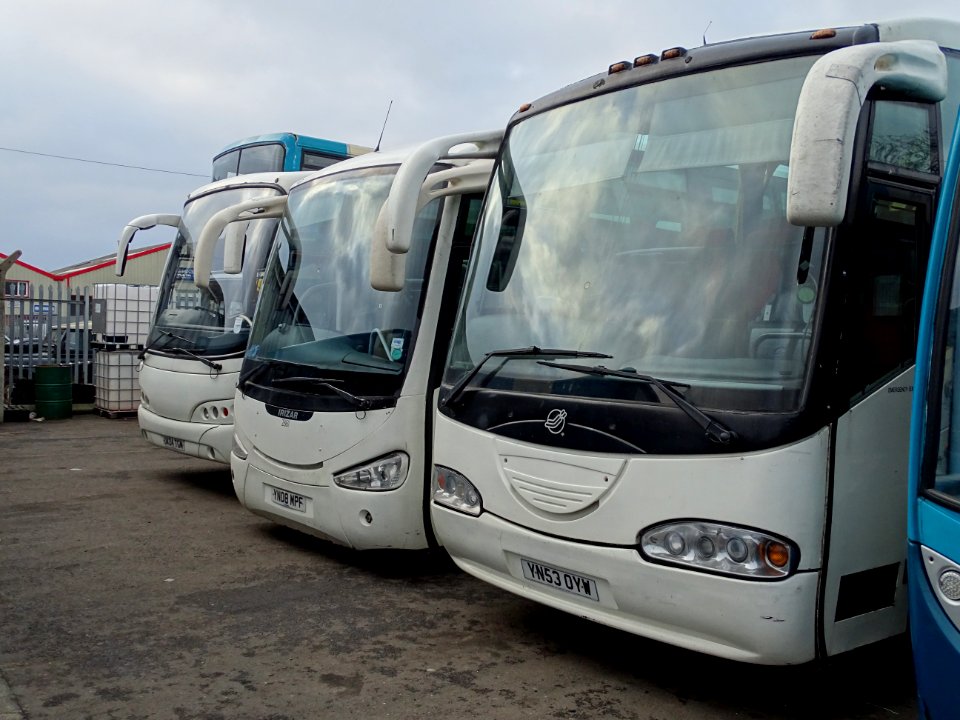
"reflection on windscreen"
449,55,826,412
247,166,441,382
149,186,283,357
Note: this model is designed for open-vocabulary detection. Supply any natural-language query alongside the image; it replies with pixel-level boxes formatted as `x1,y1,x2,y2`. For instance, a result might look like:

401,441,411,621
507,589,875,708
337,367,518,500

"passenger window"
211,150,240,182
935,296,960,501
868,101,938,175
844,189,929,399
300,151,342,172
942,53,960,161
238,144,285,175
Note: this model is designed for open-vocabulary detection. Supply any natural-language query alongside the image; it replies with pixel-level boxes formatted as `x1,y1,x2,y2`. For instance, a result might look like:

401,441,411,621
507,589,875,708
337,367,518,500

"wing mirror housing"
194,196,287,290
383,130,501,254
116,214,180,276
370,130,500,292
223,221,250,275
371,159,493,291
787,39,946,227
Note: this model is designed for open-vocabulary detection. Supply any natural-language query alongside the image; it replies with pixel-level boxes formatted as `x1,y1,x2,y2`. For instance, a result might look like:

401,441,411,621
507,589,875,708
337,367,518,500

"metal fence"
3,284,94,390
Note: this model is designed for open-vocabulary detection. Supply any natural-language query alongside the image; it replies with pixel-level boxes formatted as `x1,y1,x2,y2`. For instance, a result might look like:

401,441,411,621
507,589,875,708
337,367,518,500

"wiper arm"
273,376,372,410
238,359,272,389
167,346,223,372
538,361,737,445
140,330,221,371
440,346,613,409
137,329,185,359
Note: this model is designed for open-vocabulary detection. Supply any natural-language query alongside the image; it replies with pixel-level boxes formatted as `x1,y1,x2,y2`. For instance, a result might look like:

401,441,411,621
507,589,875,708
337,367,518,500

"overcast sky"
1,0,958,270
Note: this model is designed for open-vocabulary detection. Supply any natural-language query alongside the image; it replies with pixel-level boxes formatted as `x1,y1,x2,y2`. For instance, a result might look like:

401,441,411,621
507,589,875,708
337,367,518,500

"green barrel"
35,364,72,419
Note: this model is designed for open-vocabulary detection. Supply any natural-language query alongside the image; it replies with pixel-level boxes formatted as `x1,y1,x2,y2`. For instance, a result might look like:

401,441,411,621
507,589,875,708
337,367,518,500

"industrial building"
2,242,170,298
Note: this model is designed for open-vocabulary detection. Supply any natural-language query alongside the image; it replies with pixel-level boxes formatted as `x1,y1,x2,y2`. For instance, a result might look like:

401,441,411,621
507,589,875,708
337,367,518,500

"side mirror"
370,159,494,291
485,204,526,291
194,195,287,290
371,202,405,291
787,40,946,227
384,130,502,254
116,214,179,276
223,221,250,275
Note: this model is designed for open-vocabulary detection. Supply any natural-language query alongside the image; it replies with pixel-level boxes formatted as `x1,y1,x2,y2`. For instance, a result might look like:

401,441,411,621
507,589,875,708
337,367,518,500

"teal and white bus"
908,102,960,717
212,133,371,182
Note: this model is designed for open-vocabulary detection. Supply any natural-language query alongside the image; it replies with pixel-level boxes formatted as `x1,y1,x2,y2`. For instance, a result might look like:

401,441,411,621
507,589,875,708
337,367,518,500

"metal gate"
3,284,94,395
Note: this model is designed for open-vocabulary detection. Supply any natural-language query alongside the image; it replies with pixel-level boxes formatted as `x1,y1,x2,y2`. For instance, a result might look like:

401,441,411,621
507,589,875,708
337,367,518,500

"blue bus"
211,133,371,181
909,107,960,718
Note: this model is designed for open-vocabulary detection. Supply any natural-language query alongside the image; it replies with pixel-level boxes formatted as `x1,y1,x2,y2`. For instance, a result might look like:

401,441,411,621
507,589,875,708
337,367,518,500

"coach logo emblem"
545,409,567,435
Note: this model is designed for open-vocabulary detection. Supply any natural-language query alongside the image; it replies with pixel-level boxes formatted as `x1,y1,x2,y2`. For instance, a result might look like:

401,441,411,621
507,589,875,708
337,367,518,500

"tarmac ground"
0,413,920,720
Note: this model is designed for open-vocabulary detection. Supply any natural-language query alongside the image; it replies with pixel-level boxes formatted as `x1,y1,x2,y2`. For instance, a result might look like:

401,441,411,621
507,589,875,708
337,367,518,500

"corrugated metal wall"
70,251,168,287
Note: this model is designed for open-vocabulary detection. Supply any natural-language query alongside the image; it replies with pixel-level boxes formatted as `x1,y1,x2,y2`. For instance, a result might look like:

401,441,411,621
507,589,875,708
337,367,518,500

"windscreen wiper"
237,359,272,389
139,329,222,371
537,361,737,445
167,346,222,372
440,346,613,409
272,376,372,410
137,329,185,360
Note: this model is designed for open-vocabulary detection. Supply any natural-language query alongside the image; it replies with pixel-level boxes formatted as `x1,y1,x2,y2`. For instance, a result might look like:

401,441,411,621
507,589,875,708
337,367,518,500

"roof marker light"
634,54,658,67
661,47,687,60
518,102,533,113
608,61,631,75
810,28,837,40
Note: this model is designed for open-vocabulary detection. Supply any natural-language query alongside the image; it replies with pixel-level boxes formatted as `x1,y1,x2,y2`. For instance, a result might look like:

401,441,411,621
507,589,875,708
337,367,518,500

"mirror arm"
194,196,287,290
787,40,946,227
385,130,502,254
115,213,179,277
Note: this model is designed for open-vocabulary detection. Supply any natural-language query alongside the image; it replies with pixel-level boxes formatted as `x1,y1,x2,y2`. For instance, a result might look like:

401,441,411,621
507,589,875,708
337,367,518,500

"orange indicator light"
634,54,658,67
764,542,790,568
810,29,837,40
608,61,630,74
661,47,687,60
518,102,532,113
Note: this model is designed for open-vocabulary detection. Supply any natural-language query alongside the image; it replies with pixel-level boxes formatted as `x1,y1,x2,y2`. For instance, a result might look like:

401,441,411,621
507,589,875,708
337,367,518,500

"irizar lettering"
277,408,300,420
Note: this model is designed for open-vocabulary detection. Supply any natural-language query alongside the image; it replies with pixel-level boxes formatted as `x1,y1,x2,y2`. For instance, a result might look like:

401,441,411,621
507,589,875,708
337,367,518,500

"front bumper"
432,503,819,664
138,406,232,464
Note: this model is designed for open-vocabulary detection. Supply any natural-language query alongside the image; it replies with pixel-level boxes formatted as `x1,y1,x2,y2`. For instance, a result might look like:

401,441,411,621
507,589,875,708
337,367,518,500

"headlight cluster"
640,521,797,579
432,465,482,516
334,453,409,491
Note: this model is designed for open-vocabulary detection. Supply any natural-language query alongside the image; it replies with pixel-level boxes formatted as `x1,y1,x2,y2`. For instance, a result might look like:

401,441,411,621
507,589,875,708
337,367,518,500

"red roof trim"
0,252,60,280
58,243,171,279
2,243,171,282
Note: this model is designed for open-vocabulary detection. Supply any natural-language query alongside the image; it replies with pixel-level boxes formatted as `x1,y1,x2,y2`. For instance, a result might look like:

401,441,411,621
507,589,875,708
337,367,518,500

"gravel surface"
0,414,919,720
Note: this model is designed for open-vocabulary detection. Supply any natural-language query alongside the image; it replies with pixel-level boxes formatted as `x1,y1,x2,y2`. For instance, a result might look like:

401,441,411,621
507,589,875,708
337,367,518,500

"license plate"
521,558,600,601
162,435,185,451
269,486,306,513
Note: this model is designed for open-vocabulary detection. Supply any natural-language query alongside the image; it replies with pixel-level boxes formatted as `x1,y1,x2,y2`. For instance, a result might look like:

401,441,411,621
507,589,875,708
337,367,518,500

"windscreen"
243,165,442,400
212,144,286,181
148,185,284,358
446,56,828,413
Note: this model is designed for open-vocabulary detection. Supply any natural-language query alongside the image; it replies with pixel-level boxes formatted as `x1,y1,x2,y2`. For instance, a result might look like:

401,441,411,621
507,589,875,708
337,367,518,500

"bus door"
910,106,960,720
822,98,939,658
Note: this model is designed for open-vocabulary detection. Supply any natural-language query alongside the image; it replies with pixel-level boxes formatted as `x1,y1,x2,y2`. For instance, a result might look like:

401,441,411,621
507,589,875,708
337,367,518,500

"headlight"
432,465,482,516
231,432,248,461
640,521,797,579
334,452,409,491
